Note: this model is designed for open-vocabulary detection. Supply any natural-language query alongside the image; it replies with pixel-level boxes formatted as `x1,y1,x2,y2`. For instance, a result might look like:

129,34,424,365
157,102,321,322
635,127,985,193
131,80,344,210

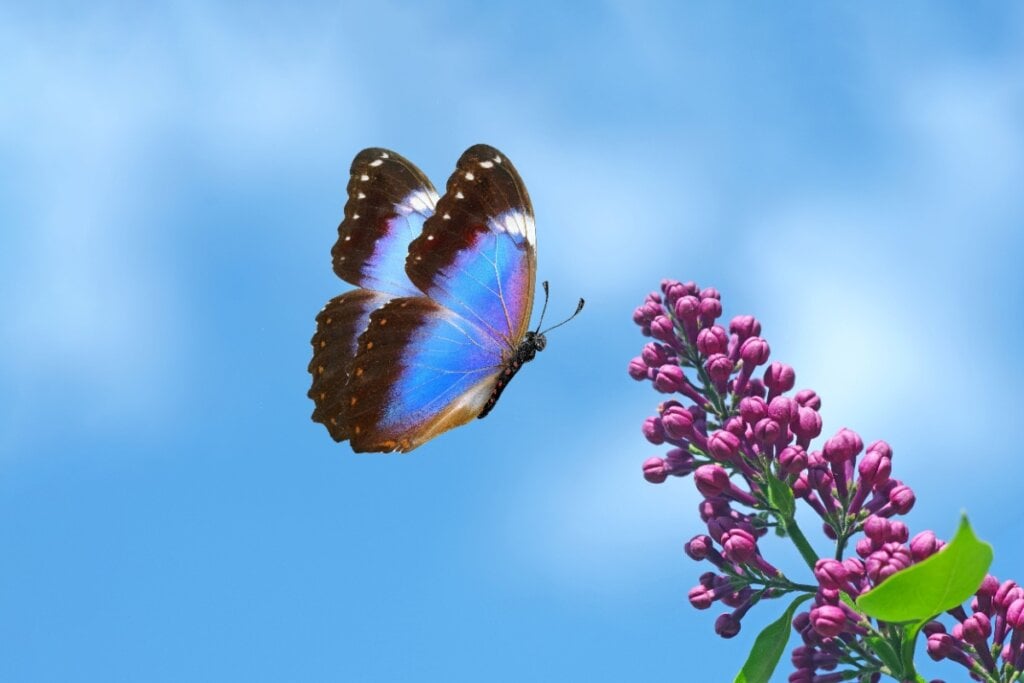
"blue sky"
2,2,1023,681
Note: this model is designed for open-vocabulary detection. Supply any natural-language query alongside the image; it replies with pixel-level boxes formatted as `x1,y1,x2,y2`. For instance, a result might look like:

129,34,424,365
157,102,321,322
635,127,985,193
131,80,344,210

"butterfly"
308,144,583,453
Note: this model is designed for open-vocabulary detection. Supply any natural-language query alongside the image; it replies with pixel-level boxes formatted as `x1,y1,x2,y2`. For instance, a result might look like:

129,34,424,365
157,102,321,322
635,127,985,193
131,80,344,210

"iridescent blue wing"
406,144,537,348
341,296,505,453
332,148,438,298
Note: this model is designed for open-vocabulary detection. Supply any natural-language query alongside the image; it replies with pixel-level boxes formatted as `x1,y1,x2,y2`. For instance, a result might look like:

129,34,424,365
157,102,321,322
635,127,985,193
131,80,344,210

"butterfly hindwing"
342,297,504,453
405,144,537,347
308,289,392,441
332,148,438,297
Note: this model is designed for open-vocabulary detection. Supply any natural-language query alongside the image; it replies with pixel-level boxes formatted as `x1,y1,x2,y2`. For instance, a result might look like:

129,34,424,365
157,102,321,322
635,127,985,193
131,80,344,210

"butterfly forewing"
333,148,438,297
405,144,537,349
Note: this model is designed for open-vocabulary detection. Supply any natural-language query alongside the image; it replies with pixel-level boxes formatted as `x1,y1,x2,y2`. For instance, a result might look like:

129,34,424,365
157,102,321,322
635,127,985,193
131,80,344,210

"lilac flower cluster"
629,279,1018,682
923,576,1024,681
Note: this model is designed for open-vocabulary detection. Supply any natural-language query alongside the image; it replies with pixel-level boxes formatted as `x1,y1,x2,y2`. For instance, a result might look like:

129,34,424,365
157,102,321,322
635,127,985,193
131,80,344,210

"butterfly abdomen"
477,331,546,419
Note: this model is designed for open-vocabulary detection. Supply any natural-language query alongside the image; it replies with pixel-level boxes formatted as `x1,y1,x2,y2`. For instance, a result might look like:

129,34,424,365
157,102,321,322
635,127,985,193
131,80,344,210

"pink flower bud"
857,449,891,489
738,396,767,425
910,531,944,562
661,405,694,440
654,364,686,393
685,534,714,561
642,417,665,444
696,325,728,356
699,296,723,323
863,515,889,542
961,612,991,645
642,457,669,483
714,613,742,638
767,396,798,425
778,445,808,476
866,439,892,460
809,605,847,638
794,389,821,410
927,631,956,660
887,521,909,543
661,280,689,307
705,353,733,382
694,464,731,498
763,361,795,395
814,559,849,590
792,407,822,441
721,528,757,563
1006,598,1024,629
628,357,648,380
688,584,715,610
707,430,741,461
664,448,695,476
650,315,676,343
823,427,863,464
888,484,916,514
739,337,770,367
641,342,670,367
729,315,761,341
674,296,700,324
753,418,782,444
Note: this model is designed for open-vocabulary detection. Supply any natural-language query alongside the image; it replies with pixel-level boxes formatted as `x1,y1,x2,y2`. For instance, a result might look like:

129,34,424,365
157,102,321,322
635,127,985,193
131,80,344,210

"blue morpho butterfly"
308,144,584,453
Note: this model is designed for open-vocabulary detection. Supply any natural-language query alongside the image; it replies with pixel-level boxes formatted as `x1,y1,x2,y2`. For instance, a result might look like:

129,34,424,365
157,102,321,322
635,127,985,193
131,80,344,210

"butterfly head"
521,330,547,360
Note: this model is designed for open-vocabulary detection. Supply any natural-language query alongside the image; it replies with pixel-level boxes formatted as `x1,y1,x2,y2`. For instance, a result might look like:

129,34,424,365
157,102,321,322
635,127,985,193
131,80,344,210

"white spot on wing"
381,152,389,158
357,192,366,199
455,191,464,199
479,160,494,169
396,189,440,216
360,174,369,181
488,210,536,246
369,159,383,167
465,171,475,181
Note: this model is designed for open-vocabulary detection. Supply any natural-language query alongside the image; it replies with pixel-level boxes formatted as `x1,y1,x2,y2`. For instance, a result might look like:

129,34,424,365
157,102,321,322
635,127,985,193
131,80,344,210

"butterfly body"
478,331,546,419
308,145,557,453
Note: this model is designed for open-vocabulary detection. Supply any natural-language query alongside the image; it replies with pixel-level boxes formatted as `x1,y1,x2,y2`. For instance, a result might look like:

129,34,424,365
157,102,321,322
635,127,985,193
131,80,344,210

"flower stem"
780,513,820,572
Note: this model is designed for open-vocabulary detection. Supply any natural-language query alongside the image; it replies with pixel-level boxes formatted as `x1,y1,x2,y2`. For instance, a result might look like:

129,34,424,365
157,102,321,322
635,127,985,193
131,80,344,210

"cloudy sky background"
2,2,1023,681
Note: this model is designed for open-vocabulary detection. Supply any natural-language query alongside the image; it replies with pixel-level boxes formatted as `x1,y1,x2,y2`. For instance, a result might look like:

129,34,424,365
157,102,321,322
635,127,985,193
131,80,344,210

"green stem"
780,514,820,572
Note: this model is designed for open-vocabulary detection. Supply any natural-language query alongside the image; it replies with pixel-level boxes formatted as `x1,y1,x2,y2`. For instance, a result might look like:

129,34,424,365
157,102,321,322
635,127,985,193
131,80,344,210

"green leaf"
764,473,795,519
865,635,902,673
856,515,993,623
734,594,813,683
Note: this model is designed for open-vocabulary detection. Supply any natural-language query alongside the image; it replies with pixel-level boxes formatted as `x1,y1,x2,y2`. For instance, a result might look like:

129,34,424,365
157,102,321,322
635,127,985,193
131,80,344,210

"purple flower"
630,278,1008,682
809,605,847,638
654,364,687,393
642,456,669,484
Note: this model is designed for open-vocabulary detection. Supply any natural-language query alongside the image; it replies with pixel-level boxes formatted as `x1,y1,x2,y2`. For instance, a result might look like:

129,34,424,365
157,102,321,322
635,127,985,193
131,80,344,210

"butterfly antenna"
540,296,585,335
534,281,551,333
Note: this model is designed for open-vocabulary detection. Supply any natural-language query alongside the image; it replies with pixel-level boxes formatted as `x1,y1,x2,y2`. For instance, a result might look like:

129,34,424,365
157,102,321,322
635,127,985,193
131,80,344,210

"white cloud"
0,7,365,449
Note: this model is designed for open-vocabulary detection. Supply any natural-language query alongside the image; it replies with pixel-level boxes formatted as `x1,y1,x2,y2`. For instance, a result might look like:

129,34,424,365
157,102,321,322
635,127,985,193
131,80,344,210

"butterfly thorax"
477,331,546,419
